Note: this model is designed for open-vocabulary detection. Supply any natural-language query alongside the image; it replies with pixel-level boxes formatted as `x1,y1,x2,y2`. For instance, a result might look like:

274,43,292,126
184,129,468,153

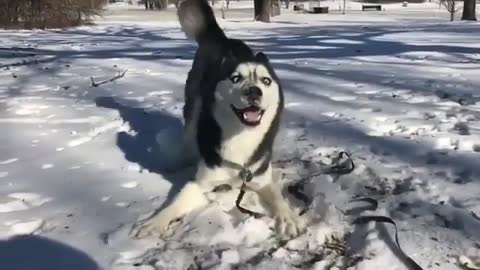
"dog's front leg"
134,162,231,238
134,181,208,238
254,166,305,237
181,98,201,164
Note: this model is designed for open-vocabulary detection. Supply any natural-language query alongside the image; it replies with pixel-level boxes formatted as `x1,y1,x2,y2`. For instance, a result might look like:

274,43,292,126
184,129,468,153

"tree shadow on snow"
0,234,101,270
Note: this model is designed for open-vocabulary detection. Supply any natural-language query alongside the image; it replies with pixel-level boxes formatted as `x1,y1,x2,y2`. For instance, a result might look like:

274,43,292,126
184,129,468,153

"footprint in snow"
453,122,470,135
436,137,459,150
329,96,357,101
148,90,172,96
7,219,45,235
41,164,54,169
0,193,52,213
121,182,139,189
285,102,301,108
0,158,19,165
115,202,131,208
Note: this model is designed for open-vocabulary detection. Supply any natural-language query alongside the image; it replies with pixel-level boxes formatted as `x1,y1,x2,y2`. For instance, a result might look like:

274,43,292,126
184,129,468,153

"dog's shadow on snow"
95,96,196,206
0,234,101,270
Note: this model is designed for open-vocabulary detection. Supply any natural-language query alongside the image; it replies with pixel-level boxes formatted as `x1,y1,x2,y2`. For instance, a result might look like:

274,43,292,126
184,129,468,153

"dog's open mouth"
230,105,265,126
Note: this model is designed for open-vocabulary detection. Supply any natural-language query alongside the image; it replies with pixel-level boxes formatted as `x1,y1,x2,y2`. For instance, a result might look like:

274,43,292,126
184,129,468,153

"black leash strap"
352,215,424,270
296,151,355,186
232,151,355,217
342,197,379,215
222,159,265,218
221,159,246,172
233,151,355,217
235,181,264,218
288,151,355,215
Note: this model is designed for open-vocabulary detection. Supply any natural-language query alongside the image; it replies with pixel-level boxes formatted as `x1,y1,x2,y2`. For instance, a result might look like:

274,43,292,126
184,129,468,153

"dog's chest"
220,128,265,166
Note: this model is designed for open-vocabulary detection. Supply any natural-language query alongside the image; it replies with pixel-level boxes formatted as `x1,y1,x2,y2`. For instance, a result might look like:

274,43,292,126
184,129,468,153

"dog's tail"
177,0,226,44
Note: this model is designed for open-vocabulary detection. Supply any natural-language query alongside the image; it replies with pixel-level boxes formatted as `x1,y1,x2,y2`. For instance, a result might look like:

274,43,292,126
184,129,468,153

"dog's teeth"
243,112,261,122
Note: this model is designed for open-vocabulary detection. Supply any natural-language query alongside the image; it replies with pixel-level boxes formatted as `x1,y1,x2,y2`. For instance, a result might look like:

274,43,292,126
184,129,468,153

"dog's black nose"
244,86,263,103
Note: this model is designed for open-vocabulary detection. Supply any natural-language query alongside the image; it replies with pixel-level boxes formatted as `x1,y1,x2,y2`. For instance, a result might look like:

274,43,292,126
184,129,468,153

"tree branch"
90,69,128,87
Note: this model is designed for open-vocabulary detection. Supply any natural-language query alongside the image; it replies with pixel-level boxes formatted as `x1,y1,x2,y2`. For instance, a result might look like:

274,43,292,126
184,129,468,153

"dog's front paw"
273,207,305,238
131,212,177,239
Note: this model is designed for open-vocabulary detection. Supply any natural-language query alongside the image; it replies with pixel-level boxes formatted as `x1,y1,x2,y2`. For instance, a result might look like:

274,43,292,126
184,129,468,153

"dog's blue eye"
262,77,272,86
230,75,242,84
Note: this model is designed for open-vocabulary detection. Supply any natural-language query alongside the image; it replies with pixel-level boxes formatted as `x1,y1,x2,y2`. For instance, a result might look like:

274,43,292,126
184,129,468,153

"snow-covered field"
1,4,480,270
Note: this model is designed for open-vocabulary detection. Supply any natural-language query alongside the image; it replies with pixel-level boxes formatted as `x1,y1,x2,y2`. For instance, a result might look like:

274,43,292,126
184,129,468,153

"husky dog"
134,0,303,238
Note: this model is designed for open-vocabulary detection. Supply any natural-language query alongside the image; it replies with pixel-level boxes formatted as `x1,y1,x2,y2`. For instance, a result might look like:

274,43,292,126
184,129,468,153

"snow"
1,3,480,270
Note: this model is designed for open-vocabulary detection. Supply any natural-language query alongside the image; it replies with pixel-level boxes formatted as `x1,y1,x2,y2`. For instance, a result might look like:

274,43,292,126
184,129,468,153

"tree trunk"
160,0,168,9
450,0,455,21
146,0,154,10
221,0,226,18
254,0,271,22
271,0,280,16
461,0,477,20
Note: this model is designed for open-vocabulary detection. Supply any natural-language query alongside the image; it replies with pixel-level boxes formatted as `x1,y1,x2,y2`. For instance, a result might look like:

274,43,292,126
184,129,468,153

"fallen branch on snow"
90,69,128,87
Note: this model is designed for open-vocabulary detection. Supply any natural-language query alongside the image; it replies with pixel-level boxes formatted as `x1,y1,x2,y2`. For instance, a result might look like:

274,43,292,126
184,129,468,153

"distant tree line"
143,0,169,9
142,0,185,9
0,0,108,29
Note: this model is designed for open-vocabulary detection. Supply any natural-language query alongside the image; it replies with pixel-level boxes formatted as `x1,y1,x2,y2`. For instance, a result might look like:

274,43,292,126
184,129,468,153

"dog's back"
177,0,225,44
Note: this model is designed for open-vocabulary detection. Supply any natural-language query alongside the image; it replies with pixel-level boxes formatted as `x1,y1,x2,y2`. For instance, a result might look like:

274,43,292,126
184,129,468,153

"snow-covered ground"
1,4,480,270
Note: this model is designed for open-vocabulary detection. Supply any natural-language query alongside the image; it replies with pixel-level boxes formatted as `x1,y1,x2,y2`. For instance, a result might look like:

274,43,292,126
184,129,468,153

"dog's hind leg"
134,181,207,238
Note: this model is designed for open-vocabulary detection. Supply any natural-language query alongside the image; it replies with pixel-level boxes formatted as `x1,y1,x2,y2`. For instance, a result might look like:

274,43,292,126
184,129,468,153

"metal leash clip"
235,167,264,218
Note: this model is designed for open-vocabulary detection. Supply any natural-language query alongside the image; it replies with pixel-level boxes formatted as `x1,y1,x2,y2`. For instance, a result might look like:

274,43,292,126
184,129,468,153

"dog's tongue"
243,111,261,122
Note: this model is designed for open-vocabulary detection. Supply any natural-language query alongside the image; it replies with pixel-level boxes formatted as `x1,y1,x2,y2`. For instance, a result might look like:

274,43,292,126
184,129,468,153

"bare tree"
254,0,271,22
221,0,226,18
144,0,169,10
461,0,477,20
0,0,107,29
441,0,462,21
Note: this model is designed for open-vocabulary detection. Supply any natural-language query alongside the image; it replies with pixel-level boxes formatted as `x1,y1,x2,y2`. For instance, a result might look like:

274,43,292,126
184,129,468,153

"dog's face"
214,54,281,128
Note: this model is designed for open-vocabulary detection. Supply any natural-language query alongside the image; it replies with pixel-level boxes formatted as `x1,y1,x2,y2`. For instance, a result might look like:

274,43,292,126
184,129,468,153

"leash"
228,151,355,217
220,159,266,218
228,151,424,270
288,151,355,215
351,214,424,270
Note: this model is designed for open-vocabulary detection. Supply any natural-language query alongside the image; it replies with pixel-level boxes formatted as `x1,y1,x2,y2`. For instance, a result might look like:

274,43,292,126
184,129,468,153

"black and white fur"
134,0,303,238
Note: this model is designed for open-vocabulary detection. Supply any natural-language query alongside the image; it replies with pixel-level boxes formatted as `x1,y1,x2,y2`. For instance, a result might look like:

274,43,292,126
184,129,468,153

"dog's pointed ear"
221,50,236,67
255,52,270,64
